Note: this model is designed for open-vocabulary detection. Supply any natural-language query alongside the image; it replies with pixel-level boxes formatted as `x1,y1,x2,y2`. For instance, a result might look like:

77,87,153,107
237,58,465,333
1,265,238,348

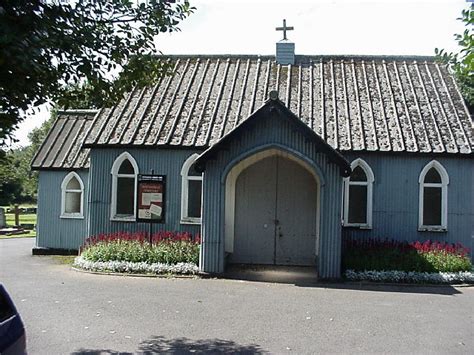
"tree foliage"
0,146,37,205
0,110,55,205
436,5,474,110
0,82,99,206
0,150,23,205
0,0,194,145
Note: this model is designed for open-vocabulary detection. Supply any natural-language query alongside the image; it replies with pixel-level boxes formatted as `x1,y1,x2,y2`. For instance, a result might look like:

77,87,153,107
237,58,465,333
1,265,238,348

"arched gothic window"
343,158,374,228
419,160,449,230
111,152,139,220
61,172,84,218
181,154,203,224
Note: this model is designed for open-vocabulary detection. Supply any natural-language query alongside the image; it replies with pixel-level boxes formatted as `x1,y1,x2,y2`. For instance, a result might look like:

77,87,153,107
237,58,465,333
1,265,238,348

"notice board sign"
137,175,166,223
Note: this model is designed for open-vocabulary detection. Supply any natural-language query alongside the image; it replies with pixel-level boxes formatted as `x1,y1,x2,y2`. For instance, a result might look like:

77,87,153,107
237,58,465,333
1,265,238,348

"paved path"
1,238,473,354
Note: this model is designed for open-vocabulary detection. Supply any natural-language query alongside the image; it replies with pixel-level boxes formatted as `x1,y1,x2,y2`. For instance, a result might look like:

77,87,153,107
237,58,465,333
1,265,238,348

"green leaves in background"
0,0,194,145
436,5,474,110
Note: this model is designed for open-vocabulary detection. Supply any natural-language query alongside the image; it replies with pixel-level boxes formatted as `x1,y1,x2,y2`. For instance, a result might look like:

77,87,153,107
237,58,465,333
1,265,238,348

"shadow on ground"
220,264,465,295
71,336,268,354
306,281,464,295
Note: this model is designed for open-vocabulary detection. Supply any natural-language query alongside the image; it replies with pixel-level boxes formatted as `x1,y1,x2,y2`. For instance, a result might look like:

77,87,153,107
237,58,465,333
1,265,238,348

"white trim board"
180,153,203,224
342,158,374,228
60,171,84,219
110,152,139,221
418,160,449,231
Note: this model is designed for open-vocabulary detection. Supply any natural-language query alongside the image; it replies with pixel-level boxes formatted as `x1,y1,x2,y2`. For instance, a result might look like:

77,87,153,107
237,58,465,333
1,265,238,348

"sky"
10,0,470,147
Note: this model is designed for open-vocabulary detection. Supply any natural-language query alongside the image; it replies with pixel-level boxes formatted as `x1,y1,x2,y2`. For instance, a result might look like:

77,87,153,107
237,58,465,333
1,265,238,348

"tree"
0,0,194,145
436,5,474,110
0,113,55,205
0,82,101,206
0,147,37,205
0,150,24,205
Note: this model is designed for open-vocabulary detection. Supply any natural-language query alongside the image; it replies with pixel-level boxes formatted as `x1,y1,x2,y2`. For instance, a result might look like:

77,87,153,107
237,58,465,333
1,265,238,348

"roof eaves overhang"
195,99,351,177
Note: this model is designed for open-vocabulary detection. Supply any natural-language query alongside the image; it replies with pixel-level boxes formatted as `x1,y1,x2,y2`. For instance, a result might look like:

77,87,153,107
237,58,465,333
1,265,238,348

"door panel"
275,157,317,265
231,154,317,266
231,156,277,264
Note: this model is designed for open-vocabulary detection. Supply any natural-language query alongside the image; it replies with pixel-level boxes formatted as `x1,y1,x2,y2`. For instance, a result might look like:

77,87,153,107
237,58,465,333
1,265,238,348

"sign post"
136,174,166,246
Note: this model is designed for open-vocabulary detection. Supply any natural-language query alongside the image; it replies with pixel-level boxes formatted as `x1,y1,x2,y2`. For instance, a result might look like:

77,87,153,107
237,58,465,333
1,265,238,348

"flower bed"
73,256,199,275
74,231,200,275
342,238,472,273
345,269,474,284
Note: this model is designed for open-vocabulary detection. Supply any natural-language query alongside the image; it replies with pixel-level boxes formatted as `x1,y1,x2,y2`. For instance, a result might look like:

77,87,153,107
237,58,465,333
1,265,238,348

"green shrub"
80,231,200,265
420,251,471,273
342,238,472,273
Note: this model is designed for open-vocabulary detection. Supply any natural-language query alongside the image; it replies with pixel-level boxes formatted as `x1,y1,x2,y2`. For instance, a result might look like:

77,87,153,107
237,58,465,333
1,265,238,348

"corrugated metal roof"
31,110,98,170
84,55,473,155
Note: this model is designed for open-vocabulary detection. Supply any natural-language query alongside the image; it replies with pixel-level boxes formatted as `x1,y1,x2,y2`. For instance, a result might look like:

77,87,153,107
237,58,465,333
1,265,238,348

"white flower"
73,256,199,275
344,269,474,284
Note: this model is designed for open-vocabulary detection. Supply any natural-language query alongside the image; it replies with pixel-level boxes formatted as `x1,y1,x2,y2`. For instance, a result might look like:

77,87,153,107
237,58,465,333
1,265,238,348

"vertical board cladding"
88,148,203,239
341,152,474,262
36,170,89,250
201,112,345,278
201,159,224,273
319,163,343,279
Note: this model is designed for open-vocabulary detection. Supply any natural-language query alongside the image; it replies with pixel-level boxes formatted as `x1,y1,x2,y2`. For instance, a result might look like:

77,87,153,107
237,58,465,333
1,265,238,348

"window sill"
111,216,136,222
418,227,447,232
60,214,84,220
342,224,372,230
180,218,201,225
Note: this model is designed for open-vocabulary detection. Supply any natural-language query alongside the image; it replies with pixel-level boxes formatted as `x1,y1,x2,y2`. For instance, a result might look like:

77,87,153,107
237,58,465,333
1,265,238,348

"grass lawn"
5,213,37,225
1,206,37,238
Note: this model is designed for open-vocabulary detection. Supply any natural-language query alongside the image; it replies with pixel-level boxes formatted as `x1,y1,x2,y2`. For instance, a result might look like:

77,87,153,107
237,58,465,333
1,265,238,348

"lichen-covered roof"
31,110,98,170
195,98,352,177
84,55,473,155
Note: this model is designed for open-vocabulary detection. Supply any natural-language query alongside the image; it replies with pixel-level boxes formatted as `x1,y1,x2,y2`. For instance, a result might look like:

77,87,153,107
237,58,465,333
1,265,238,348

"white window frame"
418,160,449,231
343,158,374,228
180,153,203,225
110,152,139,222
60,171,84,219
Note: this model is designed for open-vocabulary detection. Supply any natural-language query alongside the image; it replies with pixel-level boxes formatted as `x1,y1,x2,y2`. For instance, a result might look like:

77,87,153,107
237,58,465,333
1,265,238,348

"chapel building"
32,23,474,278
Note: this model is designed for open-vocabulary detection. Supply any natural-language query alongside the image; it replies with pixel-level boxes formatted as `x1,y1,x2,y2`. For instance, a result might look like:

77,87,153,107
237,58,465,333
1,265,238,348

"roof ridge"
155,54,437,62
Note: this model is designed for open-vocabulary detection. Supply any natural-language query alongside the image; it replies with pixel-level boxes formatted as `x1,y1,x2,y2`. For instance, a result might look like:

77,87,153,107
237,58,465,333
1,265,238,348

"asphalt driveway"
1,238,473,354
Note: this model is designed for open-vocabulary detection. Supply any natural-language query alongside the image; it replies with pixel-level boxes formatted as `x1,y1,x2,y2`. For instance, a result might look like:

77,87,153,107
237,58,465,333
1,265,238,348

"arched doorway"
225,149,320,266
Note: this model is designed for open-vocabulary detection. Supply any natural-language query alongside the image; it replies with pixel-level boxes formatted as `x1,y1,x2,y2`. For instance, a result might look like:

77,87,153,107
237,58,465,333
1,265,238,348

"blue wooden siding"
200,113,344,278
341,153,474,262
87,148,203,238
36,170,89,249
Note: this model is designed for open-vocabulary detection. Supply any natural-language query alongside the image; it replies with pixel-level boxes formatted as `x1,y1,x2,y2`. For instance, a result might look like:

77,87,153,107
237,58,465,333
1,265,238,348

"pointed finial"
269,90,279,100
